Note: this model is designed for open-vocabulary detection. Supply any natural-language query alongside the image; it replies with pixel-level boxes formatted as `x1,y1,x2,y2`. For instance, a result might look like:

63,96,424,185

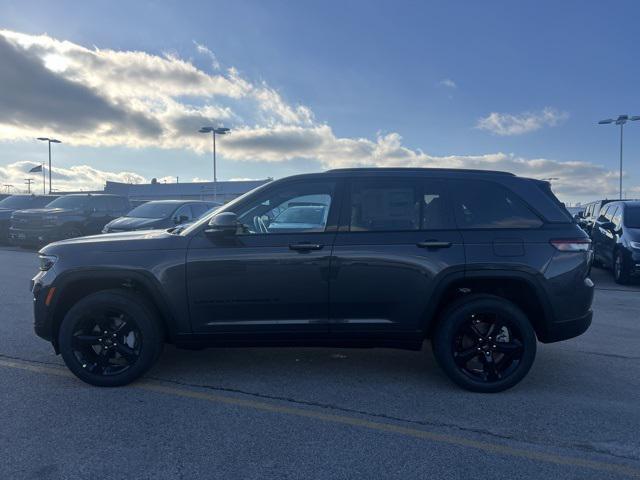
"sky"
0,0,639,203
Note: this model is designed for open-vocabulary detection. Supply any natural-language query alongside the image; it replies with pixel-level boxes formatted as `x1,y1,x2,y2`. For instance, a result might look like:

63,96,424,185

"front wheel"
613,250,631,285
432,295,537,393
58,290,164,387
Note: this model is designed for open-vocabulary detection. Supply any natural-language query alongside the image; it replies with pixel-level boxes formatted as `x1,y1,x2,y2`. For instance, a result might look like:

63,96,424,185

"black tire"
432,294,537,393
613,250,631,285
58,289,164,387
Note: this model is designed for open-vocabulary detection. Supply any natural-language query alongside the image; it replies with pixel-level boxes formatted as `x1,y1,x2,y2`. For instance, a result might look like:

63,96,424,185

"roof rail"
324,167,515,176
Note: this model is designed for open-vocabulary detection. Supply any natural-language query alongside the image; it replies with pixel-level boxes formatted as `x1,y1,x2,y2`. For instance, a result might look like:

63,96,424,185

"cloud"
0,160,146,192
0,29,635,202
476,107,569,136
438,78,457,89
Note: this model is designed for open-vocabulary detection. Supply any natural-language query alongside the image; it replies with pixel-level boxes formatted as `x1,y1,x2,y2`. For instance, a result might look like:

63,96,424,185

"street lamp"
598,115,640,200
37,137,61,194
198,126,230,202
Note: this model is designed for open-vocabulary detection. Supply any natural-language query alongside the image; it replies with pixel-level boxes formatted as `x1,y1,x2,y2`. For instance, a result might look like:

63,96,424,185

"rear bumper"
540,309,592,343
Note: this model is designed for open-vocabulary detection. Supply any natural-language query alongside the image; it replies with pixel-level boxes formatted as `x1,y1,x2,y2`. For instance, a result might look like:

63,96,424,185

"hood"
13,207,79,216
41,228,188,255
104,216,168,231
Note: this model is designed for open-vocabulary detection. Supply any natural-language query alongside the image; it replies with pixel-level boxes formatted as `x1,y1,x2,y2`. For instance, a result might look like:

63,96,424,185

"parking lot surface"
1,245,639,479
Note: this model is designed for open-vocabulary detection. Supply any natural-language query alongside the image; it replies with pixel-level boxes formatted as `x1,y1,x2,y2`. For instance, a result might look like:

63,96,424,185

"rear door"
329,176,464,337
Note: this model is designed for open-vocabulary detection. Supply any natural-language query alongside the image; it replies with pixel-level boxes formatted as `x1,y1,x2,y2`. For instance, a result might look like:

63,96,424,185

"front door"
329,176,464,337
186,179,339,335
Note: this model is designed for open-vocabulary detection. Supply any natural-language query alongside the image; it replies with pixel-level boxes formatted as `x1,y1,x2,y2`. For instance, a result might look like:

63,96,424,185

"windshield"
0,195,33,209
127,202,179,219
45,196,90,209
273,206,325,224
625,206,640,228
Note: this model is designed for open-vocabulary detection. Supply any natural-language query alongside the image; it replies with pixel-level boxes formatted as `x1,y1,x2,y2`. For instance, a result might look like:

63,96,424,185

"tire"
58,289,164,387
432,294,537,393
613,250,631,285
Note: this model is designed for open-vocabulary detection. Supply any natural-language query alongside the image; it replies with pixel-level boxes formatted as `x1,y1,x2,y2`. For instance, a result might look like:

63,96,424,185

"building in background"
104,179,271,204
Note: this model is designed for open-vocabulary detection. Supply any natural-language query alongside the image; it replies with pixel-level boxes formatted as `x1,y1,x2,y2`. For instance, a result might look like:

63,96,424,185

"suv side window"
605,206,617,222
598,205,611,222
174,205,193,222
349,178,419,232
449,179,543,229
612,207,623,229
107,196,128,212
190,203,209,219
236,181,335,234
92,196,109,213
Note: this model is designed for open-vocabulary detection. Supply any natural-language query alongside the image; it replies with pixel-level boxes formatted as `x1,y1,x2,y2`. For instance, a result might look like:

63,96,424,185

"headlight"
39,254,58,271
630,241,640,250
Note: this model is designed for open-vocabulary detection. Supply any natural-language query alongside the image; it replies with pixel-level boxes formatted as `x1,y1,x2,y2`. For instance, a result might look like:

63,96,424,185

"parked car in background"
579,199,628,236
9,194,130,246
266,204,328,233
0,195,58,243
32,168,593,393
591,200,640,284
102,200,220,233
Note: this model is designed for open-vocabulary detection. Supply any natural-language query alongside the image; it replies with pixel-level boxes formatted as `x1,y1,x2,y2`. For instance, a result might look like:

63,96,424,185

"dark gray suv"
31,168,594,392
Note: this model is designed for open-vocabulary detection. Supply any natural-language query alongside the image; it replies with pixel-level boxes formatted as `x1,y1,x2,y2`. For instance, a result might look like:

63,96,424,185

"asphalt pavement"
0,245,639,479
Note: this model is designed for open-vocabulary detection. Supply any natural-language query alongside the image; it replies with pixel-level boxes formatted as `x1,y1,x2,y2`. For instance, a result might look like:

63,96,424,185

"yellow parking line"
2,357,639,478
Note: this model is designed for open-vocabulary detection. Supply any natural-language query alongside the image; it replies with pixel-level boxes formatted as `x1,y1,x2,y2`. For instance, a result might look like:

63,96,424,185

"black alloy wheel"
59,290,163,387
70,308,142,376
452,312,524,383
432,294,536,393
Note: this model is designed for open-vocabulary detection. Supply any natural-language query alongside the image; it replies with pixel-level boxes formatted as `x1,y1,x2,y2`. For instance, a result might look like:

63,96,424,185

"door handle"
416,241,452,249
289,243,324,251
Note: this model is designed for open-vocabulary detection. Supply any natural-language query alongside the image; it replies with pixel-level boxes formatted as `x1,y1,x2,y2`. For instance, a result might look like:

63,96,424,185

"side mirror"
600,221,615,231
175,214,189,224
204,212,238,237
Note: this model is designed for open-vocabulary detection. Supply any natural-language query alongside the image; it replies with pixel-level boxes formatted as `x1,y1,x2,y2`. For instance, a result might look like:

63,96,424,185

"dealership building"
103,179,271,204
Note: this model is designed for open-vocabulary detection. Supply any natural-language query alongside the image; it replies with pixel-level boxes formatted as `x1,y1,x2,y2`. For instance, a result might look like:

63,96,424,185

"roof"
325,167,515,176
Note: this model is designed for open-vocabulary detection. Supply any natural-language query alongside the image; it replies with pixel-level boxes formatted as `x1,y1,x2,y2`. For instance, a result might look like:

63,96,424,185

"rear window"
449,179,543,229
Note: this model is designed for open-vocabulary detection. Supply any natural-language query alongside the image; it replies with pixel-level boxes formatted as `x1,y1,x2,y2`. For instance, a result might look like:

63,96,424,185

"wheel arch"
423,269,554,342
49,268,179,352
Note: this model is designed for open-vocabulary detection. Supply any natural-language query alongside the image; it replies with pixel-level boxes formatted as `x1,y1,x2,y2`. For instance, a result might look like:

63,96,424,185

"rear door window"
349,178,420,232
449,179,543,229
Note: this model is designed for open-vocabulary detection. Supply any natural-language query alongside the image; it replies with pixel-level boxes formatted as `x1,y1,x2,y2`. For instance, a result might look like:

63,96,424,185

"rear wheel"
58,290,164,386
432,295,536,393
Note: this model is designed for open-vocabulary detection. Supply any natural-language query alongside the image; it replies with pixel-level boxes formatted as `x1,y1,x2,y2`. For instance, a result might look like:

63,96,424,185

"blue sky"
0,0,639,202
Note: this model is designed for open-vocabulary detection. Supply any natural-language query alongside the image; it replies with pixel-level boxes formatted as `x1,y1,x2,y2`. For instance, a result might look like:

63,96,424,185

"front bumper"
32,271,56,344
9,226,60,246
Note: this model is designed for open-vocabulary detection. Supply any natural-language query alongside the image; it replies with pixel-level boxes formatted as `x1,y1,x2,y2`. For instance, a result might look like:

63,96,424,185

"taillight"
550,239,591,252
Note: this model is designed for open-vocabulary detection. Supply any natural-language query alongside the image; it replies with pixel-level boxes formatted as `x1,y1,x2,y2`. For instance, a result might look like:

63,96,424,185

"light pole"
598,115,639,200
37,137,61,194
198,126,230,202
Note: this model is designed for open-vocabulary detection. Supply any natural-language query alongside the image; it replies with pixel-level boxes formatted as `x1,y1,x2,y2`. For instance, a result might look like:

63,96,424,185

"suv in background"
0,194,58,243
31,168,593,392
579,199,630,236
102,200,220,233
591,200,640,284
10,194,130,246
